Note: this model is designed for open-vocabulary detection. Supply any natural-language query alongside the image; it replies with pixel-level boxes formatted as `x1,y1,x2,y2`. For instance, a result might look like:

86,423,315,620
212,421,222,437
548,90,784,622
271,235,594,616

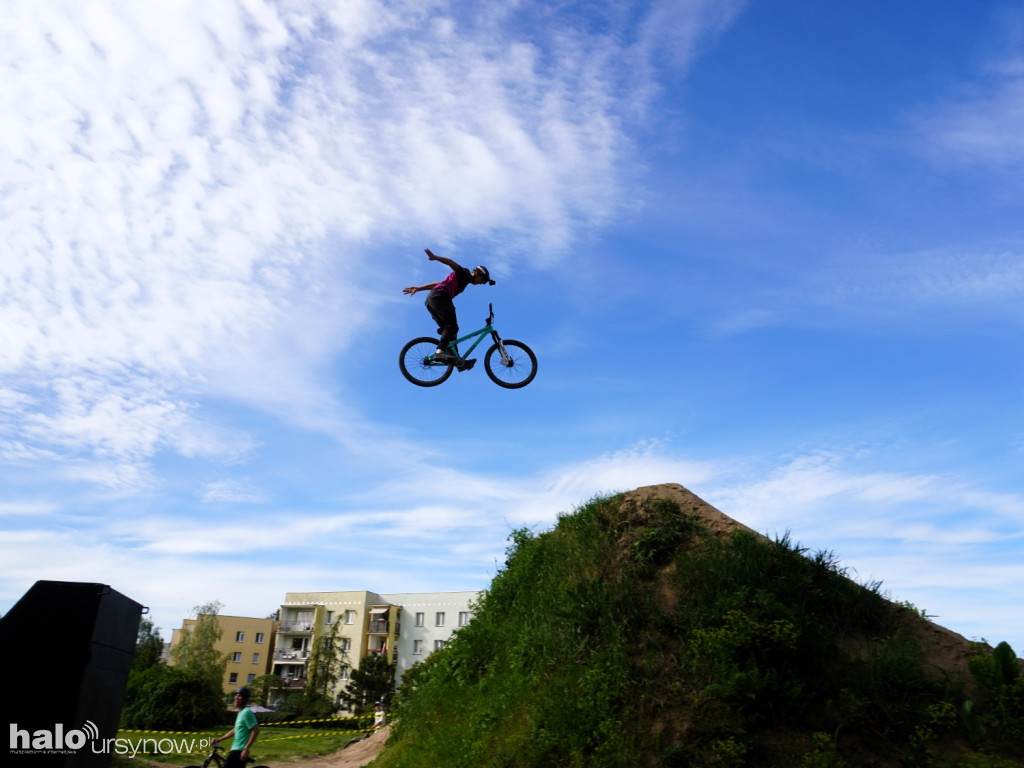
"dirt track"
262,726,389,768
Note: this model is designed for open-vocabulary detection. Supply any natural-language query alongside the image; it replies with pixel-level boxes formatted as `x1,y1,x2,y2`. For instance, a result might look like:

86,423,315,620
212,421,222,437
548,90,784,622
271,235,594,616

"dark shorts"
424,290,458,347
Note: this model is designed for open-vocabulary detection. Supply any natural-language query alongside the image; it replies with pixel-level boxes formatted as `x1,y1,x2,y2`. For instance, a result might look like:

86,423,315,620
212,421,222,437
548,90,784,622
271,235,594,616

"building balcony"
366,619,389,634
277,623,314,634
274,650,309,661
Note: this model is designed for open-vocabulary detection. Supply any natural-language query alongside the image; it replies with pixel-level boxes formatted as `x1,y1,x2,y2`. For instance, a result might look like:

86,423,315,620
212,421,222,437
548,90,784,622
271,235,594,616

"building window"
235,631,245,642
252,653,260,664
434,640,445,651
435,612,445,627
229,672,238,683
341,638,351,652
413,640,424,655
255,632,265,644
340,665,350,681
247,674,256,683
325,610,335,624
232,652,242,663
458,611,470,627
415,612,425,627
344,610,356,624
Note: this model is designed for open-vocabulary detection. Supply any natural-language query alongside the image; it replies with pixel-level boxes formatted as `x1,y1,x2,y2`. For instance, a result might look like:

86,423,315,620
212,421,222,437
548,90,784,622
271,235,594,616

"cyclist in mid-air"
403,248,495,363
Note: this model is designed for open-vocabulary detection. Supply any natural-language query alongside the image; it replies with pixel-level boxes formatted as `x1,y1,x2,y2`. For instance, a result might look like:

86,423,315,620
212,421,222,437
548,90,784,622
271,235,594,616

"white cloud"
707,449,1024,536
830,249,1024,309
6,0,724,483
917,60,1024,168
706,245,1024,338
199,479,268,504
1,437,1022,651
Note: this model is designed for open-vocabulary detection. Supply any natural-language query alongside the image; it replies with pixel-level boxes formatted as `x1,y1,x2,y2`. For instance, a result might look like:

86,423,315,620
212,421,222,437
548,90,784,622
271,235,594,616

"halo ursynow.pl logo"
9,720,99,754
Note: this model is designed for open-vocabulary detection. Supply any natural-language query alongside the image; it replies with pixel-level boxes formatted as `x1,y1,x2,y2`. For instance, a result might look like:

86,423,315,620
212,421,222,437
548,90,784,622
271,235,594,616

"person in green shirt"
213,687,260,767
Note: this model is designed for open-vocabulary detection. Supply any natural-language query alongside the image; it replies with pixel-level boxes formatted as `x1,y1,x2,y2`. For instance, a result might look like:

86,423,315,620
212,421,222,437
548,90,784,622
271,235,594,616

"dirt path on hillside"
263,726,389,768
135,727,389,768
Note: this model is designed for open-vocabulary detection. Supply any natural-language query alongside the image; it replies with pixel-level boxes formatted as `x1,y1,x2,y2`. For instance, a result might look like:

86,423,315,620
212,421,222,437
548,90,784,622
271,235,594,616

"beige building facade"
271,590,481,708
169,614,278,694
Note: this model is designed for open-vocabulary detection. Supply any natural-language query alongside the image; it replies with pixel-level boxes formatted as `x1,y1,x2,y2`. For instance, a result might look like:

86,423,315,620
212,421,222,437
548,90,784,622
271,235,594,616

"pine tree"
339,651,396,714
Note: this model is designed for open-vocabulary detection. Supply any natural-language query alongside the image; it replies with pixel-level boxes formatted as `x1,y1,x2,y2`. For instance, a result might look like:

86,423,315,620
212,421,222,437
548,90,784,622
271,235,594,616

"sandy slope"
262,726,389,768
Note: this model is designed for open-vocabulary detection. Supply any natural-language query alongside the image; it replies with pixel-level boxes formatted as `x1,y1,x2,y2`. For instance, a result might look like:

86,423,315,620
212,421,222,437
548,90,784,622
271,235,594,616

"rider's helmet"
473,265,495,285
234,687,252,702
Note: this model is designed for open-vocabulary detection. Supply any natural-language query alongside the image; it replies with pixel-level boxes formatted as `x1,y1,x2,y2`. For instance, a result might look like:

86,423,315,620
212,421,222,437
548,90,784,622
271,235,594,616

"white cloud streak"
3,0,728,484
706,245,1024,338
917,43,1024,169
2,439,1022,652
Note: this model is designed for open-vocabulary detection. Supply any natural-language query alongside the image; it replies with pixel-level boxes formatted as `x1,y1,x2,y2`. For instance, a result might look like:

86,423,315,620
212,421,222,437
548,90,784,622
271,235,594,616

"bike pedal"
457,359,477,372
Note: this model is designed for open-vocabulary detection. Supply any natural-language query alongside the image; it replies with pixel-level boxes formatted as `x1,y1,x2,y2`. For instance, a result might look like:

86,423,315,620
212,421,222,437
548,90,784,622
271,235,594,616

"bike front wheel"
484,340,537,389
400,337,454,386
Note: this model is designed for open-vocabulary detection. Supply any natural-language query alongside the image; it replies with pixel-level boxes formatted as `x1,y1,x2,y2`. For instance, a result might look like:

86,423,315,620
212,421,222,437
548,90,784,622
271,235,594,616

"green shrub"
119,664,225,730
964,642,1024,753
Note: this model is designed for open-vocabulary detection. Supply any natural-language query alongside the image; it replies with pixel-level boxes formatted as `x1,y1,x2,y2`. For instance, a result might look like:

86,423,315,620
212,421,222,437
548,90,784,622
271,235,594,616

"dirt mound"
300,484,1019,766
630,483,982,680
620,482,758,539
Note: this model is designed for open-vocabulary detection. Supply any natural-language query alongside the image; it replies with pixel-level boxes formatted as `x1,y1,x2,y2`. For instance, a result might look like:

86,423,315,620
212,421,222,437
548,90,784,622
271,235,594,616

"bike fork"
490,331,511,364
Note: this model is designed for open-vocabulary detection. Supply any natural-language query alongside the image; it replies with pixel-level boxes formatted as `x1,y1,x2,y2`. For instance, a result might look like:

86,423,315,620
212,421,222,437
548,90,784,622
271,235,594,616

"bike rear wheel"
400,337,454,386
484,339,537,388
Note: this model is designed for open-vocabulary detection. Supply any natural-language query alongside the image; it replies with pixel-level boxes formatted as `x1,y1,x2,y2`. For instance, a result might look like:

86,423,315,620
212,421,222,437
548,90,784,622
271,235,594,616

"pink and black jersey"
431,266,473,299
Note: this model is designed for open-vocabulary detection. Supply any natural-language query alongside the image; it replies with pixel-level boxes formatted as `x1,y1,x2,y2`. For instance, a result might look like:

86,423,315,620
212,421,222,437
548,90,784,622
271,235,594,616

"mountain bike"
185,743,268,768
400,303,537,389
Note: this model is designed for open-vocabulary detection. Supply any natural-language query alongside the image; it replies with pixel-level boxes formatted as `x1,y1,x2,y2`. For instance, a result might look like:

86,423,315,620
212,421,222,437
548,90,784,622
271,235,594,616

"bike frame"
200,744,227,768
432,305,509,364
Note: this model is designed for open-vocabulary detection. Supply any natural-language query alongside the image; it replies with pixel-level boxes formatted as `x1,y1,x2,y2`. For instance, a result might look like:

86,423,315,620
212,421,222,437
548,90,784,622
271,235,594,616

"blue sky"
2,0,1022,654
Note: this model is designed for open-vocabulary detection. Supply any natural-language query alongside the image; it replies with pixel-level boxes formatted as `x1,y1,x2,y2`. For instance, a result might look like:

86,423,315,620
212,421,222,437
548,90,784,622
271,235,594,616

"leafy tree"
132,616,165,673
161,601,230,722
170,600,229,691
393,653,442,716
120,664,226,729
339,651,396,714
294,620,345,717
249,674,285,708
121,602,232,729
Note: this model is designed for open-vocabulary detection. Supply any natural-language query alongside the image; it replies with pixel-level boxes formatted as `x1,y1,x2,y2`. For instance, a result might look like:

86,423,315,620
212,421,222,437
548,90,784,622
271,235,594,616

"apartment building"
378,592,480,682
271,589,481,707
169,614,278,694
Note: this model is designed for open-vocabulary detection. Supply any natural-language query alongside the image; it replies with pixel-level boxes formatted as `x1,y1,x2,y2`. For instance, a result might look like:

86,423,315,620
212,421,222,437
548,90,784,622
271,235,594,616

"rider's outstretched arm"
403,282,437,295
425,248,463,272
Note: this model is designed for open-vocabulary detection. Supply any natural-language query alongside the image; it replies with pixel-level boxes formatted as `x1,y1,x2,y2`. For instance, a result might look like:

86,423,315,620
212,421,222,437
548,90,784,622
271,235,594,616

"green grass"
373,493,1024,768
109,727,365,766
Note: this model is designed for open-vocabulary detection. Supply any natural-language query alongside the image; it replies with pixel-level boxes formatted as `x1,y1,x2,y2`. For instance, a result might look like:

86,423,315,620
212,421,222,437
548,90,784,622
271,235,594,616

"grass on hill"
373,492,1024,768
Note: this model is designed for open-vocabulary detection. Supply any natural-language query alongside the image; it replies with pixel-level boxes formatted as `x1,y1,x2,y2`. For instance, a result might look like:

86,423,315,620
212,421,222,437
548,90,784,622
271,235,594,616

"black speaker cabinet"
1,581,143,767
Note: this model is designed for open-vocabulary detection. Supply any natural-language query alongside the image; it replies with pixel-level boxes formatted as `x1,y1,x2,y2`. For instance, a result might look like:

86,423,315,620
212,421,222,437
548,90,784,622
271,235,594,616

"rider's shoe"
456,359,476,372
433,349,458,364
